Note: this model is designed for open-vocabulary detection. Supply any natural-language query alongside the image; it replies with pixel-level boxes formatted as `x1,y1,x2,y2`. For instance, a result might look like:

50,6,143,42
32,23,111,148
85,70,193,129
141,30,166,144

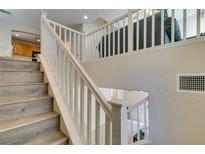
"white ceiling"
12,31,40,44
0,9,128,31
1,9,202,33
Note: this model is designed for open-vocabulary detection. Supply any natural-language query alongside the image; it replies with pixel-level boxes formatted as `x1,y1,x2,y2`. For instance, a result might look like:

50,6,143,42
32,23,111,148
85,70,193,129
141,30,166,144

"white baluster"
197,9,201,38
123,18,126,53
183,9,187,40
69,61,73,115
78,34,81,61
80,78,85,141
90,34,93,61
130,109,133,144
144,10,147,49
144,100,148,141
97,31,100,58
62,51,65,96
152,9,155,47
59,27,62,41
105,114,111,145
108,25,110,57
137,106,140,144
88,35,91,61
73,33,76,58
171,9,175,43
117,21,120,54
55,45,58,83
100,29,103,58
58,49,61,88
64,29,67,43
100,30,103,58
113,23,115,55
70,31,72,53
104,27,106,57
65,55,69,106
74,70,79,123
136,12,139,51
95,101,100,144
87,88,92,144
81,35,85,62
128,10,133,52
94,33,97,60
161,9,164,45
54,24,56,33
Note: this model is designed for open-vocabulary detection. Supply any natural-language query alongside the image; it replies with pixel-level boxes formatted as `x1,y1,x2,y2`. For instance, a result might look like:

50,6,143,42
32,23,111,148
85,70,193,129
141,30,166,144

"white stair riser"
0,84,48,99
0,116,59,145
0,98,53,122
0,60,40,71
0,71,43,83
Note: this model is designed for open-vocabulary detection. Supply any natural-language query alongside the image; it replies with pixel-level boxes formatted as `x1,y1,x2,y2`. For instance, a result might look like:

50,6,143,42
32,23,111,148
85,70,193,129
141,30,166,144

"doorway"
11,30,40,61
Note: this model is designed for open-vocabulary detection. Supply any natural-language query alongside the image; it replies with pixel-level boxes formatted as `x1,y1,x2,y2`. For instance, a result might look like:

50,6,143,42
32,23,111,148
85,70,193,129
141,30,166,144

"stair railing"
84,9,205,63
40,12,127,145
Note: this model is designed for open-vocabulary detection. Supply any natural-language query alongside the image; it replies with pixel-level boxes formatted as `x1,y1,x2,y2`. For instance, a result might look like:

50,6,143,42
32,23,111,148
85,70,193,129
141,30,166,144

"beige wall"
83,39,205,144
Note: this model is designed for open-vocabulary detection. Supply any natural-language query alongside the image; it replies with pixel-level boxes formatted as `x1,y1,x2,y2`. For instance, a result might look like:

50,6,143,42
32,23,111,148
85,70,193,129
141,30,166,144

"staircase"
0,58,69,145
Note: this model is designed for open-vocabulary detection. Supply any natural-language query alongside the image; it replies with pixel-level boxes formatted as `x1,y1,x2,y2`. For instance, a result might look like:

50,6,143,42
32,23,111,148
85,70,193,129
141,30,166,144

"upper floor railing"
84,9,205,62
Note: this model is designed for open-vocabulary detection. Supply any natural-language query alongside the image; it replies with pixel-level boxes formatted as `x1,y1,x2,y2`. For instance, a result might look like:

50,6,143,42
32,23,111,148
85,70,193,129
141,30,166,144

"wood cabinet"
12,39,40,57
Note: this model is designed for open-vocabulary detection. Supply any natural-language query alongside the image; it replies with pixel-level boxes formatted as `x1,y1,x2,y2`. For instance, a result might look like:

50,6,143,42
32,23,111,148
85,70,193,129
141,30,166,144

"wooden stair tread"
0,69,42,73
0,82,47,86
0,57,40,64
0,95,52,106
28,131,68,145
0,112,58,133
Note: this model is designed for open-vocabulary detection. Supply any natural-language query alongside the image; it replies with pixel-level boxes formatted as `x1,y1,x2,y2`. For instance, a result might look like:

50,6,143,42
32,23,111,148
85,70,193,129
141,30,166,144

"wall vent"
177,74,205,93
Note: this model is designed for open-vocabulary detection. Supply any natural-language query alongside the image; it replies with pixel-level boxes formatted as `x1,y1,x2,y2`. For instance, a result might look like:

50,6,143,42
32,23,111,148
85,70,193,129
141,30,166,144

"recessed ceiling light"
37,39,40,42
84,15,88,20
15,34,20,37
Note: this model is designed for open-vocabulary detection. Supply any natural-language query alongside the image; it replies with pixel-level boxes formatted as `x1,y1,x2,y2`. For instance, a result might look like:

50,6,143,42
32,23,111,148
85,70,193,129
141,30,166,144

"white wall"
0,19,40,58
0,20,11,57
83,39,205,144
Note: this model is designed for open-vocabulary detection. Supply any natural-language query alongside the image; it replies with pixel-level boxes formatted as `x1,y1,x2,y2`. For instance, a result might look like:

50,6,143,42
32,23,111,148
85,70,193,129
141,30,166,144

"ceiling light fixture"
37,39,40,42
84,15,88,20
15,34,20,37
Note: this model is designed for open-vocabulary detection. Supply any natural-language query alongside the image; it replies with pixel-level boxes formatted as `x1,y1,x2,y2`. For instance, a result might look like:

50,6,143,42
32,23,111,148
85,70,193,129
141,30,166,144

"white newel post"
41,11,47,56
110,100,128,145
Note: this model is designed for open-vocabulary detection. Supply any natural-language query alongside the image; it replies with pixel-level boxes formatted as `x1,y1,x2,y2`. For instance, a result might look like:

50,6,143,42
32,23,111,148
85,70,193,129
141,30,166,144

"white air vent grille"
177,74,205,92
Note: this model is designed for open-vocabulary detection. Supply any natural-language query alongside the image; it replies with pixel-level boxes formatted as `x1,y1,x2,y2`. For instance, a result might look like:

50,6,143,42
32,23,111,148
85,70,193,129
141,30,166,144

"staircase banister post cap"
109,99,126,107
41,10,47,18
